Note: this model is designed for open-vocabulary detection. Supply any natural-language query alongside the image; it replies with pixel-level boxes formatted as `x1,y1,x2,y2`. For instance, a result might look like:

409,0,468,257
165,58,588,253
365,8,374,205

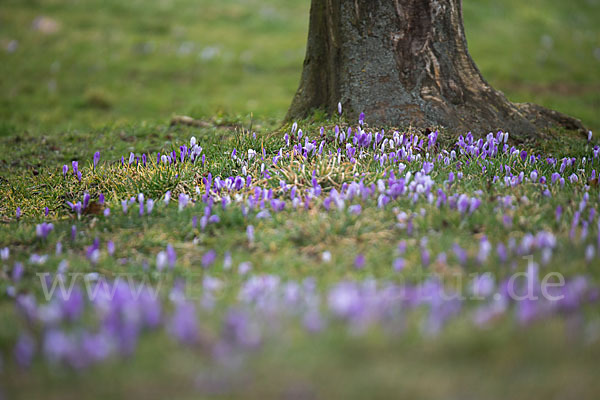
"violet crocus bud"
62,165,68,177
107,240,115,256
588,130,593,142
354,254,365,269
128,152,135,165
337,102,342,115
178,193,189,211
202,250,217,268
44,207,49,216
93,151,100,169
156,251,167,271
166,244,176,269
72,161,78,175
16,207,21,220
393,258,405,271
76,171,82,183
146,199,154,214
246,225,255,244
83,193,90,209
12,262,24,282
164,191,171,205
238,261,252,275
98,193,105,205
121,200,128,214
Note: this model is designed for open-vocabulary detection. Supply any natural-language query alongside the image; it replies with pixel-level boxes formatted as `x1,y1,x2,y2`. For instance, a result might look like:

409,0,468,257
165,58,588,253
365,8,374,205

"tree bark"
286,0,586,141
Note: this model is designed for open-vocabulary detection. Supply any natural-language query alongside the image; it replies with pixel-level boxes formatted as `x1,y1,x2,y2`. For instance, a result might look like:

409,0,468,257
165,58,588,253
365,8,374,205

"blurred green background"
0,0,599,134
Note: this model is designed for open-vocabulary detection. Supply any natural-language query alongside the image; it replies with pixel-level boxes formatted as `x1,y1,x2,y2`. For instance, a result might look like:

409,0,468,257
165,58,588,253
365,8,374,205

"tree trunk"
286,0,586,141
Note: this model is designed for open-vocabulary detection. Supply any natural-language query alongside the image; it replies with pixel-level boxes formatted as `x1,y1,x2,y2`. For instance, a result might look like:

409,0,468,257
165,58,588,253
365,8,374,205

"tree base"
287,0,586,141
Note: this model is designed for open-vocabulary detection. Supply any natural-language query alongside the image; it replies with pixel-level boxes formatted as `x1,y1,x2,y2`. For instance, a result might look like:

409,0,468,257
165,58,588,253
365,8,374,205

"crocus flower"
588,130,593,142
202,250,217,268
246,225,254,244
178,193,189,211
349,204,362,215
93,151,100,169
156,251,167,271
44,207,49,216
16,207,21,220
14,332,36,368
72,161,78,175
146,199,154,214
393,258,405,271
585,245,595,262
62,165,68,177
164,191,171,205
166,244,176,269
238,262,252,275
0,247,9,260
12,262,24,282
168,302,200,345
223,252,232,270
354,254,365,269
107,241,115,256
35,222,54,239
337,102,342,115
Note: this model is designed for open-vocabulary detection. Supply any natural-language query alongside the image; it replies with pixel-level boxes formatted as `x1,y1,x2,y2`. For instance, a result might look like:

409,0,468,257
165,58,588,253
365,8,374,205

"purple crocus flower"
35,222,54,239
246,225,255,244
146,199,154,214
349,204,362,215
238,262,252,275
354,254,365,269
12,262,24,282
338,102,342,115
62,164,68,177
121,200,128,214
44,207,49,216
93,151,100,169
128,152,135,165
202,250,217,268
555,205,563,222
168,302,200,345
156,251,167,271
16,207,21,220
107,240,115,256
77,170,82,183
14,332,36,368
166,244,176,269
72,161,78,175
359,112,365,125
178,193,189,211
393,258,405,271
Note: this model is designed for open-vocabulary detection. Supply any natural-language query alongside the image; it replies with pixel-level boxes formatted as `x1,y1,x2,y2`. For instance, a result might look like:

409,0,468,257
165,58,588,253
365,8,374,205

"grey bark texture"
286,0,586,140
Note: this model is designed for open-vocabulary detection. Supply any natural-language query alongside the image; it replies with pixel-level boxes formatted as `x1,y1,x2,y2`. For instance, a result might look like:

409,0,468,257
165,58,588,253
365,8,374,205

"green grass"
1,0,600,399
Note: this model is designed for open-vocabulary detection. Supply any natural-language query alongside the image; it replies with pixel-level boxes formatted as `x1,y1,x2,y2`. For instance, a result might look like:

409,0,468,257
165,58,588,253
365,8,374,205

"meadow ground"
1,0,600,399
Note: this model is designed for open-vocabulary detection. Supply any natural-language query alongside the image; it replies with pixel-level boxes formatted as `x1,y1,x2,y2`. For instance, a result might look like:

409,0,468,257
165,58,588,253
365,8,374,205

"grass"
1,0,600,399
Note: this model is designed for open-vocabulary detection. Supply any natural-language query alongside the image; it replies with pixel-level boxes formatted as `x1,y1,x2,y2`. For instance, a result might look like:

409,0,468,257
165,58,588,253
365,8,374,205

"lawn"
1,1,600,399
